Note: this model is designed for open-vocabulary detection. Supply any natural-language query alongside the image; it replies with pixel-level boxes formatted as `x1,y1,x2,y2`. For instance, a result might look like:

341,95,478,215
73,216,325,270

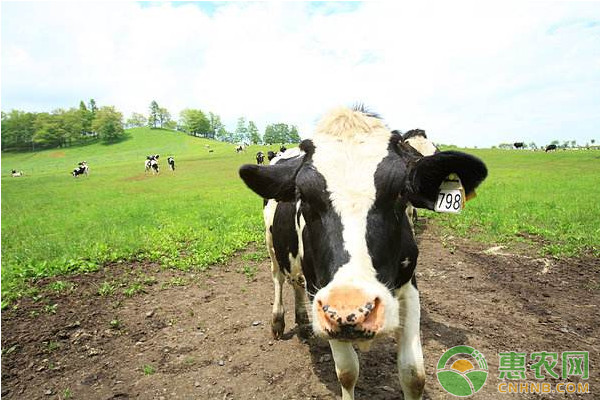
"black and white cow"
239,106,487,400
280,145,287,153
236,145,246,153
545,144,557,152
402,129,439,232
145,155,160,174
167,156,175,171
514,142,524,149
256,151,265,165
72,161,89,177
11,169,23,177
267,150,277,162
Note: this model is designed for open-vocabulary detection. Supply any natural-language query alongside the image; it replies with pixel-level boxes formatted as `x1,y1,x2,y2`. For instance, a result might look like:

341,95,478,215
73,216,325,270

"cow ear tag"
434,173,465,213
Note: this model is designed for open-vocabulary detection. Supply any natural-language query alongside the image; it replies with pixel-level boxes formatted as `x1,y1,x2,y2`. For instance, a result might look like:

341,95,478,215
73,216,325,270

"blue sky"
2,1,599,148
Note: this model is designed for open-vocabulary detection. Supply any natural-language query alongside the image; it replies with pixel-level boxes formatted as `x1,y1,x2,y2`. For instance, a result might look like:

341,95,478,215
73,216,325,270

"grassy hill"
1,128,278,304
2,132,599,305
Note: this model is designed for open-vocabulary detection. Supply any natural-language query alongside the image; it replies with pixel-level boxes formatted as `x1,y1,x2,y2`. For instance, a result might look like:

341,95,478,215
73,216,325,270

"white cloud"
2,1,599,147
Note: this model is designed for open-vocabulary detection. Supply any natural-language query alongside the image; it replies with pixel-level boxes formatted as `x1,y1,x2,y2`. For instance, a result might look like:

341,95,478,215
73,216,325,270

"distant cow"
145,155,160,174
280,145,287,153
267,151,277,162
239,106,487,400
167,156,175,171
72,161,89,177
236,145,246,153
545,144,557,152
514,142,524,149
402,129,439,232
11,169,23,177
256,151,265,165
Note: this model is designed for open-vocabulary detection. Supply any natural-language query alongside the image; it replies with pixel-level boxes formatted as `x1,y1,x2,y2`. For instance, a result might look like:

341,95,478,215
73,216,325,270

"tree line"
2,100,301,152
1,100,124,151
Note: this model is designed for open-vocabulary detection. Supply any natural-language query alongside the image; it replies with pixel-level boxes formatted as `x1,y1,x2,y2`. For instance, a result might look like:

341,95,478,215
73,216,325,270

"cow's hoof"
271,314,285,339
295,311,310,326
297,323,313,340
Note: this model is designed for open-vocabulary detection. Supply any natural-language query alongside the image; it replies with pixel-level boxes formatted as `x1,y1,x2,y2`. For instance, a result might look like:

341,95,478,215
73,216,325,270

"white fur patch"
310,107,400,334
406,136,437,156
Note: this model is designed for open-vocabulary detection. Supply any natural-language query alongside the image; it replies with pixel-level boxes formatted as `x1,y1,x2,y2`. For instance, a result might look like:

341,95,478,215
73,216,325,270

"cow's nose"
316,286,384,339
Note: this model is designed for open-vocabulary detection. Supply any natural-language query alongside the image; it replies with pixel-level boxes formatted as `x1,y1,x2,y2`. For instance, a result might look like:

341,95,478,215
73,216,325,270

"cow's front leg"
396,282,425,400
329,339,359,400
270,266,285,339
291,274,309,325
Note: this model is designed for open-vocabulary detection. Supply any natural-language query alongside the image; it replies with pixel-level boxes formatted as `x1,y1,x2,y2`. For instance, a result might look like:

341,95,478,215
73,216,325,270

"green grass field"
1,129,274,304
2,132,599,304
427,148,600,257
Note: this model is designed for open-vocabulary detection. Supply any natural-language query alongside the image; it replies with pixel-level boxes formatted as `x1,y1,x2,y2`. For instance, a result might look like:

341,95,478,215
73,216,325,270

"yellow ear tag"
434,173,465,213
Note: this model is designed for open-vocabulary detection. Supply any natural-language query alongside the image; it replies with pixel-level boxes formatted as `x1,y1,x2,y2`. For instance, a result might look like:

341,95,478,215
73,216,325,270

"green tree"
216,126,233,142
126,112,147,128
1,110,37,151
288,125,300,143
158,107,171,129
33,111,68,148
264,123,293,145
92,106,124,142
61,108,84,146
234,117,249,144
248,120,261,144
88,99,98,114
79,100,93,135
148,100,160,128
180,109,211,137
208,112,223,140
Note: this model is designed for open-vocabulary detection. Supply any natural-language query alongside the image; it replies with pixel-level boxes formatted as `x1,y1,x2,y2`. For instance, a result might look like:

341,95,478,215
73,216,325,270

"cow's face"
240,108,487,341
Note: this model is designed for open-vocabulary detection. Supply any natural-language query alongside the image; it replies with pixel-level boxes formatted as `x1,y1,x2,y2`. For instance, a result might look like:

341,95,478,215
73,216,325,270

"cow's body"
514,142,524,149
546,144,557,152
267,151,277,161
11,169,23,177
256,151,265,165
72,161,89,177
240,107,487,400
402,129,439,232
145,155,160,174
167,156,175,171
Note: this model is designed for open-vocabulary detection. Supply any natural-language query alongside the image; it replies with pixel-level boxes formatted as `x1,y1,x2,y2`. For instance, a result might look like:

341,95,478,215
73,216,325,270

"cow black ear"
239,157,302,201
406,151,487,210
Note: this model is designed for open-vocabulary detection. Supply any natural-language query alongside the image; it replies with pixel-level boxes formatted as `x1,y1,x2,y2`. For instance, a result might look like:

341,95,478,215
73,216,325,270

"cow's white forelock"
310,107,400,333
406,136,437,156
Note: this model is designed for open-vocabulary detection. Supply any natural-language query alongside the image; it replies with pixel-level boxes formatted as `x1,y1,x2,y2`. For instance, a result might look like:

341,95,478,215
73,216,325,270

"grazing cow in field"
239,106,487,400
402,129,439,232
145,155,160,174
280,145,287,153
167,156,175,171
514,142,524,149
236,145,246,153
72,161,89,177
545,144,557,152
256,151,265,165
11,169,23,177
267,151,277,162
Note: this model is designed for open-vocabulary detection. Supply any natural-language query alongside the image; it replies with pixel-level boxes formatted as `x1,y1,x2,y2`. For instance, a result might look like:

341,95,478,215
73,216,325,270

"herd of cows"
513,142,559,152
239,106,487,400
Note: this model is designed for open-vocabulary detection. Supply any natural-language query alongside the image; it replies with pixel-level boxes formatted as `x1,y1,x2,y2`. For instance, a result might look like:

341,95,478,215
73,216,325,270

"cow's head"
239,107,487,340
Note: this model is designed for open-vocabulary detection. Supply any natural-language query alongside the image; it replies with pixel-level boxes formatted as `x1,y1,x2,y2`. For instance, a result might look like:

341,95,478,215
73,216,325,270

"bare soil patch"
2,222,598,399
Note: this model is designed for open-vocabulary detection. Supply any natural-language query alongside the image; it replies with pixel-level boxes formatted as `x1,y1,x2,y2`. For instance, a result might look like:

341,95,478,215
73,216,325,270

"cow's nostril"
346,313,356,323
322,304,329,312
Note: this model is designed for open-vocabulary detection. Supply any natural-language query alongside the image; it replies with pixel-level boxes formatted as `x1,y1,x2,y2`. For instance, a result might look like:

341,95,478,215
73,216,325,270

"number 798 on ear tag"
434,174,465,213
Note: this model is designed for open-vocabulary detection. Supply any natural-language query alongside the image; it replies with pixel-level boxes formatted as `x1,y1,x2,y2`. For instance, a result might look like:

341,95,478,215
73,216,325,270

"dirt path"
2,223,599,399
